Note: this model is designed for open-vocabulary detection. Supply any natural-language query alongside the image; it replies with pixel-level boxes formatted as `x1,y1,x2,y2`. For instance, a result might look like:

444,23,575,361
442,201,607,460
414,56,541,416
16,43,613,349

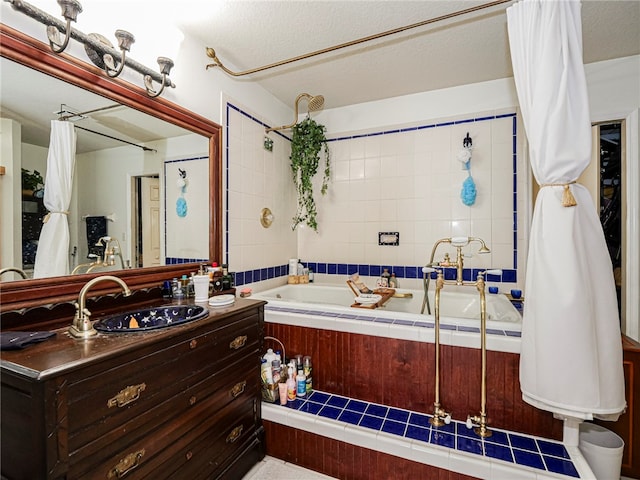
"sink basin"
94,305,209,333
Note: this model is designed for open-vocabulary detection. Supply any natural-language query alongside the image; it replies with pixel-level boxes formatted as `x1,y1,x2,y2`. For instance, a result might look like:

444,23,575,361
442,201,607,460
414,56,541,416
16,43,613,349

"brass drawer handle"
229,335,247,350
226,425,243,444
230,381,247,398
189,339,198,349
189,395,197,406
107,449,145,478
107,383,146,408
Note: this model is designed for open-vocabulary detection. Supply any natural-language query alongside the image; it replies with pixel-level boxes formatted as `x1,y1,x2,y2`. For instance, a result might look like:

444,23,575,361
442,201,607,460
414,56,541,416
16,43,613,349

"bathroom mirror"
0,25,222,310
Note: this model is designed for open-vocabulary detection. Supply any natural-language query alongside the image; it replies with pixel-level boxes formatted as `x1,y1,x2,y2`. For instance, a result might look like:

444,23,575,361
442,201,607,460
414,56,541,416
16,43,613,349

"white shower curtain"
507,0,625,420
33,120,76,278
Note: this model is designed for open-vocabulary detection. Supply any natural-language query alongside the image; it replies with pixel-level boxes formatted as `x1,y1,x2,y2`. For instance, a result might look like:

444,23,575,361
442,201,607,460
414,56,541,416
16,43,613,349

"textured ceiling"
180,0,640,110
2,0,638,152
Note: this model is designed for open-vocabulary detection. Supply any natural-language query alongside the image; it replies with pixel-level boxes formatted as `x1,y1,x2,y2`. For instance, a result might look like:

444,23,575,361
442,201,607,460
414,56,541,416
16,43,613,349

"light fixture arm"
205,0,511,77
5,0,175,96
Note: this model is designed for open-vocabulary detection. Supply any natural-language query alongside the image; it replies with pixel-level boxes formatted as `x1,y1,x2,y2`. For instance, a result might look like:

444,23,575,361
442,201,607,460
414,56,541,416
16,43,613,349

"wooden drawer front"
67,313,260,443
143,399,259,480
69,352,260,476
71,397,257,480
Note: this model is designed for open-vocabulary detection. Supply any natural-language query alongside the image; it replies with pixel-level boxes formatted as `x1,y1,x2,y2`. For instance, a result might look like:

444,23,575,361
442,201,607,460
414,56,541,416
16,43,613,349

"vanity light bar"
5,0,175,97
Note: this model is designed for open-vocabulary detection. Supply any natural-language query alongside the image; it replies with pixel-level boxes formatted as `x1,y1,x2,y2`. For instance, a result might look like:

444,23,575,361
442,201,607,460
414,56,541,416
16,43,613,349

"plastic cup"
193,275,210,302
510,289,522,299
488,286,498,294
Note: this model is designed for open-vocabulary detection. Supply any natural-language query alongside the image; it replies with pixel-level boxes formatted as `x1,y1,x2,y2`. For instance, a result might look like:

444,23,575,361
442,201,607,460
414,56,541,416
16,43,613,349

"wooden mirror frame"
0,24,222,312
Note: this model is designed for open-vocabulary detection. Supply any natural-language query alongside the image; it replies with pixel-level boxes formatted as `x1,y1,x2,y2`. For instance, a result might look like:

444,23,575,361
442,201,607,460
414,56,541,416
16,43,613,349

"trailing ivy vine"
290,116,330,231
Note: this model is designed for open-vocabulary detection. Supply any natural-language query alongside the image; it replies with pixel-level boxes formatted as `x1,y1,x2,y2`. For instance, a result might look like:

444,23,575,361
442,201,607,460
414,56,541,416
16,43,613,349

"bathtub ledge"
264,305,521,354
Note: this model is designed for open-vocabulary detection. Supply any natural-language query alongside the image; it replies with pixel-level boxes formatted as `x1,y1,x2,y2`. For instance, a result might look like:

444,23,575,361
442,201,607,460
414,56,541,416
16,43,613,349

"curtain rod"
206,0,512,77
74,125,157,152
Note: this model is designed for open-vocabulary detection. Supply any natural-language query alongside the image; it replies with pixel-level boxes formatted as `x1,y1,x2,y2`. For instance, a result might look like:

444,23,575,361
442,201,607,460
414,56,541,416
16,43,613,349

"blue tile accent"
318,405,342,420
387,408,410,423
360,414,384,430
513,449,545,470
510,434,538,452
544,456,580,477
431,431,455,448
339,410,363,425
485,442,514,463
345,399,368,413
538,439,571,459
327,395,349,408
406,424,431,442
365,404,389,418
382,419,407,436
273,389,578,478
457,435,484,455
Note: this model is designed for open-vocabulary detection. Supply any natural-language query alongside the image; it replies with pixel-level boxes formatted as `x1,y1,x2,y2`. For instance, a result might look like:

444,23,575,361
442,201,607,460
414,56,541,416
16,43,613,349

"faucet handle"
485,269,503,276
422,266,436,274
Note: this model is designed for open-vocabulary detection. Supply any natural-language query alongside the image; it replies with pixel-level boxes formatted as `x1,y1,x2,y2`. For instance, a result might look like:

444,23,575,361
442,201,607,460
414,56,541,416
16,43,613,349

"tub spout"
69,275,131,339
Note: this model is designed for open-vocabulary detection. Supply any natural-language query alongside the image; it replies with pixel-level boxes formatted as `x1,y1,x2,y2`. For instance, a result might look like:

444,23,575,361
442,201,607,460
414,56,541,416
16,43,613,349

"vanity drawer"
71,397,257,480
69,358,259,479
67,312,260,443
143,399,259,479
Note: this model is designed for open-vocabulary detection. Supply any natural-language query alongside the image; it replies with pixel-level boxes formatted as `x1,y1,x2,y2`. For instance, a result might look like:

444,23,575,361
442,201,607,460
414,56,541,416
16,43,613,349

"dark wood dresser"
1,298,266,480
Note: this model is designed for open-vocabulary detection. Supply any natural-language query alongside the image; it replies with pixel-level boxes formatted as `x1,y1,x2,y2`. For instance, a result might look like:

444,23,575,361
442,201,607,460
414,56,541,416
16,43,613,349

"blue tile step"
262,390,595,479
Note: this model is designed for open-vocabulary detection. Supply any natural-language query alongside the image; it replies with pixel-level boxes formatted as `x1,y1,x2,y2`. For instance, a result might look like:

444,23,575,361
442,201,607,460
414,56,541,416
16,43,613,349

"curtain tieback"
43,210,69,223
539,181,577,207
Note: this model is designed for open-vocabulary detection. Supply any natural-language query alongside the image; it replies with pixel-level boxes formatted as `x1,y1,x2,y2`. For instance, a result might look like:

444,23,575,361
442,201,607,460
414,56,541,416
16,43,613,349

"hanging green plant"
290,116,330,231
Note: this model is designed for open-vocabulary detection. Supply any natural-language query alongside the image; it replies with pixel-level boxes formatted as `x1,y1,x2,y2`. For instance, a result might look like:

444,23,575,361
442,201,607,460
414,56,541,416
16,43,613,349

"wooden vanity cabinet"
0,299,266,480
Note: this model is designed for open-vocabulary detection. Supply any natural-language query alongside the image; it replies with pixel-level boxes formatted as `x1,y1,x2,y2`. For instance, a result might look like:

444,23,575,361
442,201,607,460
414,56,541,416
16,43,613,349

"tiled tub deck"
263,391,596,480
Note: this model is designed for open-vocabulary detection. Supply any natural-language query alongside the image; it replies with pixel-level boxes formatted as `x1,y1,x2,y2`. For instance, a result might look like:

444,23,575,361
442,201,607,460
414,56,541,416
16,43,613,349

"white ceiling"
180,0,640,110
1,0,638,152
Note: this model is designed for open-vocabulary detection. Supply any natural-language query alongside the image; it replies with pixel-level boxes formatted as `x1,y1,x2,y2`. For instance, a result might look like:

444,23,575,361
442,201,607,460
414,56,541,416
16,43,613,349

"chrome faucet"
69,275,131,339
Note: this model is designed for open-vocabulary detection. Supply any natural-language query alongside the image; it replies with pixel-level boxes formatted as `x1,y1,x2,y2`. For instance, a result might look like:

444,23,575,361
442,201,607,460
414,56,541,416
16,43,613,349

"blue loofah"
176,197,188,217
461,175,477,206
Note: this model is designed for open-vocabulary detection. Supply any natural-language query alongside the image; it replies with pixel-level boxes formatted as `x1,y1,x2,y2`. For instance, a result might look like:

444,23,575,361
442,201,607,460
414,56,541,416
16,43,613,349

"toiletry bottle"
172,277,184,299
263,348,276,366
389,273,398,288
308,269,314,283
303,356,313,394
261,359,273,385
272,359,281,384
221,264,231,290
296,370,306,398
286,367,296,401
381,268,391,288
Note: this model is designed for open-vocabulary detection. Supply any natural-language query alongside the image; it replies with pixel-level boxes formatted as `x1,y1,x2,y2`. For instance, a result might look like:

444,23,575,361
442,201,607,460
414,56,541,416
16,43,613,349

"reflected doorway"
132,175,161,268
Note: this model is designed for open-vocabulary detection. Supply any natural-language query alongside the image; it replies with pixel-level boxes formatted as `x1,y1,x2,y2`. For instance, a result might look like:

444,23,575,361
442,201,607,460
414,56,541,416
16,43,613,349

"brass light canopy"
266,93,325,133
6,0,176,98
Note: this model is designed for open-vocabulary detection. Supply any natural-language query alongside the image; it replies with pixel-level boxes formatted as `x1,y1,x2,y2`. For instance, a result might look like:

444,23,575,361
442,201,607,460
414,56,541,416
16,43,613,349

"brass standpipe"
421,236,500,437
465,270,493,438
429,268,451,427
69,275,131,339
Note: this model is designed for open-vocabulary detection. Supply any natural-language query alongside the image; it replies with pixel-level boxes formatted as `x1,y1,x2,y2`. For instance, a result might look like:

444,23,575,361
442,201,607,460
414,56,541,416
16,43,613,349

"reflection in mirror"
0,24,223,313
1,48,208,281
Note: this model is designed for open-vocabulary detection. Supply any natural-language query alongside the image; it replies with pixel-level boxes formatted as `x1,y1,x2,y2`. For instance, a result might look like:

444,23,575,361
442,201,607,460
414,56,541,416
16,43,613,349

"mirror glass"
1,52,213,282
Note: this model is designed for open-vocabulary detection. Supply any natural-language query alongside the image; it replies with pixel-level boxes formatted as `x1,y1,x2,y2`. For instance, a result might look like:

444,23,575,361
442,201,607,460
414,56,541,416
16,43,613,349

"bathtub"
254,283,521,332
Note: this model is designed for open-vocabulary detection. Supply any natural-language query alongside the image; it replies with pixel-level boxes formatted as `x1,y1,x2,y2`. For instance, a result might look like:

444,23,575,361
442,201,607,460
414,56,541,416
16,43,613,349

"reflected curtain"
507,0,625,420
33,121,76,278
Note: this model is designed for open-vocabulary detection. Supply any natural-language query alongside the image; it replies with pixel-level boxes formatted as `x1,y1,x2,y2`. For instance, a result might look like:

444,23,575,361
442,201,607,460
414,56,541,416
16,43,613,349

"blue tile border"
272,390,579,478
230,262,519,290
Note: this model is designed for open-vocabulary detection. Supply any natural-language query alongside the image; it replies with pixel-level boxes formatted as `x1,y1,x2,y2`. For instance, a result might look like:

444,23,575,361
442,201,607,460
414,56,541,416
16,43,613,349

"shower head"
265,92,325,132
305,94,324,112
